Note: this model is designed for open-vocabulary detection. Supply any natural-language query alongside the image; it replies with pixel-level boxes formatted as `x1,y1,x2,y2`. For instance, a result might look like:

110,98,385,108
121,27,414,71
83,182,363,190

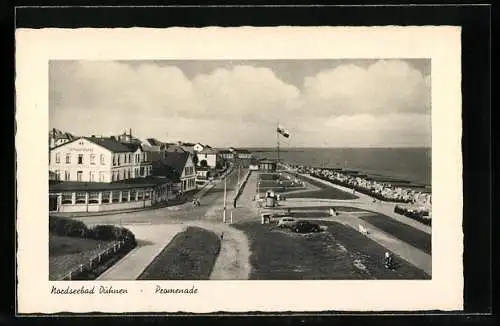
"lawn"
283,174,358,200
137,227,221,280
358,214,432,254
234,221,429,280
49,235,117,280
323,221,430,279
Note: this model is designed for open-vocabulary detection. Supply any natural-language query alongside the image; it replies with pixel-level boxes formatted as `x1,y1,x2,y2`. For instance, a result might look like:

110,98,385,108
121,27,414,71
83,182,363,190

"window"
121,190,129,202
99,172,105,182
78,154,83,164
124,154,127,164
117,155,121,166
112,191,120,203
76,171,83,181
64,171,70,181
100,154,105,165
90,154,95,165
144,190,151,199
128,154,132,163
65,153,71,164
130,189,137,201
61,193,72,205
89,171,95,182
55,153,60,163
137,190,144,200
101,191,111,203
88,192,99,204
113,155,117,166
140,167,145,176
75,192,86,204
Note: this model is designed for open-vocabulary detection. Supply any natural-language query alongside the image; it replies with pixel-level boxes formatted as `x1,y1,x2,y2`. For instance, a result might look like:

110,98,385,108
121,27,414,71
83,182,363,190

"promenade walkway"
289,172,431,234
96,224,186,280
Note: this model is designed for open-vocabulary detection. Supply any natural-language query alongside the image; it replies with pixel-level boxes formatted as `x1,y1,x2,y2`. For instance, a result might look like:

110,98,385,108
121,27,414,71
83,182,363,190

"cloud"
192,65,301,121
50,59,431,147
301,59,431,117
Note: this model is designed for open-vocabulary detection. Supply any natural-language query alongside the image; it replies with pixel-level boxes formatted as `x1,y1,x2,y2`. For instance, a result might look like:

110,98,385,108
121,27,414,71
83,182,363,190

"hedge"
394,206,432,226
49,216,136,244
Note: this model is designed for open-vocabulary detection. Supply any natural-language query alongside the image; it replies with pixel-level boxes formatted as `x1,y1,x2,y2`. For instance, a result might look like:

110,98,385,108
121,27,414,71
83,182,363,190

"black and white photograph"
16,26,463,313
47,58,432,282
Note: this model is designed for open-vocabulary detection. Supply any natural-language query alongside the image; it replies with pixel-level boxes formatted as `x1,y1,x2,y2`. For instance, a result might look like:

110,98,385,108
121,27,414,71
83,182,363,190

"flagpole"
223,176,227,223
277,121,280,171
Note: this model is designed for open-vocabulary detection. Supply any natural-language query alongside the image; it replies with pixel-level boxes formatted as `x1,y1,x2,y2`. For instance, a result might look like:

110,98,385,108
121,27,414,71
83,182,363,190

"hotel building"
49,136,171,213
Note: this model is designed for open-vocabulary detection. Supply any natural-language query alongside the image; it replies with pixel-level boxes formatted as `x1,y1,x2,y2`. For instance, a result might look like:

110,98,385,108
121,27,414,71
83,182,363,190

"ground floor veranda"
49,179,178,213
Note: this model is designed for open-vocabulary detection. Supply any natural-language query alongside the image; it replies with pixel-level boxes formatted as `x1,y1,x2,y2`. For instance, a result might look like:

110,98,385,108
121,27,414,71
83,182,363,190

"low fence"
60,239,131,281
233,170,251,203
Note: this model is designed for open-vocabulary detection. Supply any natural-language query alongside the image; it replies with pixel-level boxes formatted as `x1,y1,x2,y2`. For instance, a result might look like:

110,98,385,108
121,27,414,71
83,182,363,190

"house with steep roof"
151,151,196,193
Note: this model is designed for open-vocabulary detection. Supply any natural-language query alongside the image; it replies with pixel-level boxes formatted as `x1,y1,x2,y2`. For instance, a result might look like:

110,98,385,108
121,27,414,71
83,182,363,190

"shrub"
49,216,89,238
87,224,136,244
49,216,137,244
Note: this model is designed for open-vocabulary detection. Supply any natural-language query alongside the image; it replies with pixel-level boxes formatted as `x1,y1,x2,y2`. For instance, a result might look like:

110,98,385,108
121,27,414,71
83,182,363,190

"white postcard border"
15,26,463,313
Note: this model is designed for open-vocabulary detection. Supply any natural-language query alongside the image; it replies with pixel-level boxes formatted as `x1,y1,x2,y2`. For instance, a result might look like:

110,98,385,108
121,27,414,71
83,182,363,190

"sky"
49,59,431,148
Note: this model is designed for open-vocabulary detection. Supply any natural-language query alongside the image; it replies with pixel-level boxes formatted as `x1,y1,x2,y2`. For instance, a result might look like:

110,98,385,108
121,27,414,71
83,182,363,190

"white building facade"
49,137,152,183
198,148,220,168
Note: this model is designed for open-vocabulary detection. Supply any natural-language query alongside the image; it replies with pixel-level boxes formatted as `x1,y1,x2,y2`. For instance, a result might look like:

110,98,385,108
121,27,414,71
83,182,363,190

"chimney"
129,128,132,137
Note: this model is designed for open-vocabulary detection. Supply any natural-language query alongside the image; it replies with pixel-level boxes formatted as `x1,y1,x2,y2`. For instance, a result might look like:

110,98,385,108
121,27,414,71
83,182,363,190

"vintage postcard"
16,26,463,314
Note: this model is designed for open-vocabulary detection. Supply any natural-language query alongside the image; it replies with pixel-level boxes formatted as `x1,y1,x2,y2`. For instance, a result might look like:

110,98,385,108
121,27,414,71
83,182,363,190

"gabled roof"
199,148,219,154
151,151,190,182
120,142,142,152
165,144,186,153
218,149,233,154
146,138,163,146
85,137,132,153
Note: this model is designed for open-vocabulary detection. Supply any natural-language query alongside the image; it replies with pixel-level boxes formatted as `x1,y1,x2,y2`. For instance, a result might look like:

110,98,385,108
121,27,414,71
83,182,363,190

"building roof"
146,138,163,146
49,176,171,192
218,150,233,154
85,137,133,153
199,148,219,154
259,158,277,164
151,151,190,182
165,144,186,153
120,142,142,152
235,148,251,154
49,128,76,140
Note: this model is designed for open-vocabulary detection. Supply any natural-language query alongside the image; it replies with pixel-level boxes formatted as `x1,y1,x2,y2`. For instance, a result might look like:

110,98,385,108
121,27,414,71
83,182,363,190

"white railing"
60,239,127,280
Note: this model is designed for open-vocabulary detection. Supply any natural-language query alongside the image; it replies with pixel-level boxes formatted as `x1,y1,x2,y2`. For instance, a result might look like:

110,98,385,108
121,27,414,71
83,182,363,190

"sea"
249,147,431,188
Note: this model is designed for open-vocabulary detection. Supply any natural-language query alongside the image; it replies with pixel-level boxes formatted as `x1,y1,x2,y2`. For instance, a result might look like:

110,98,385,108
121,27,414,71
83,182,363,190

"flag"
277,126,290,138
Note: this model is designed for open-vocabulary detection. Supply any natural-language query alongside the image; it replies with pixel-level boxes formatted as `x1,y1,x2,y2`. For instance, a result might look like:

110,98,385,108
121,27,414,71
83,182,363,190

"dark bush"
87,224,136,244
49,216,89,238
49,216,137,244
394,206,432,226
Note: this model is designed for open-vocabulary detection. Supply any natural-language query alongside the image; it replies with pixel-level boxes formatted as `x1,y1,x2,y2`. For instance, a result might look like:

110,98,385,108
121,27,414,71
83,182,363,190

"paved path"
96,224,186,280
282,172,431,235
87,166,254,280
